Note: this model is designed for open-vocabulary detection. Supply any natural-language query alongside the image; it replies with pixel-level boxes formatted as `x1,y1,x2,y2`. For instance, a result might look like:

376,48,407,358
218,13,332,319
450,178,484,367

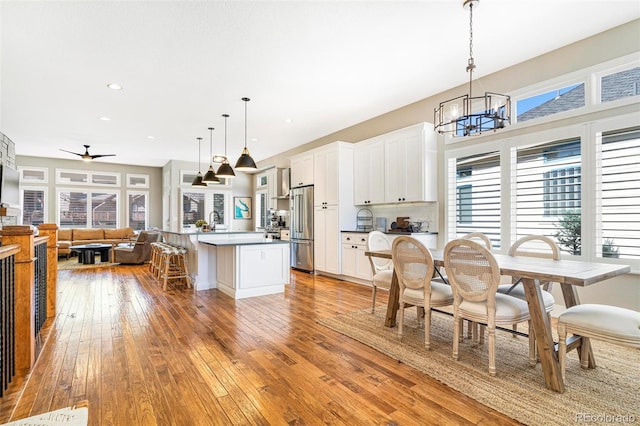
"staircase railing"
0,244,20,397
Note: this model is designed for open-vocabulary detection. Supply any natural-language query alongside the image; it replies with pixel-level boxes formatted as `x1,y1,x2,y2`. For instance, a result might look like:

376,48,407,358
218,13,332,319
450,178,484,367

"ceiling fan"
59,144,116,161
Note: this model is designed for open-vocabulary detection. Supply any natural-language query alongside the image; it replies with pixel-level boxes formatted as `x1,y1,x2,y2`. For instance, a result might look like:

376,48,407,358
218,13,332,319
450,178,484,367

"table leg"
99,249,109,263
522,277,565,393
561,283,596,369
84,250,95,264
384,271,400,327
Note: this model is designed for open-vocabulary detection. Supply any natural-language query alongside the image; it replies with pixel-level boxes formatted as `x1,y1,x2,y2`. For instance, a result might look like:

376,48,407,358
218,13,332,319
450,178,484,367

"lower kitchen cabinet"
341,232,372,281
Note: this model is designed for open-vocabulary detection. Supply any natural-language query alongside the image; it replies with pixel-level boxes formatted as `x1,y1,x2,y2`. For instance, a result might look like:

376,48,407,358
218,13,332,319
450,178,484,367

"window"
450,151,501,248
126,174,149,188
514,138,582,247
601,66,640,103
596,127,640,261
182,192,205,227
517,83,585,123
56,169,120,187
21,188,47,225
18,167,48,183
180,189,229,229
58,190,119,229
255,189,269,228
127,191,148,230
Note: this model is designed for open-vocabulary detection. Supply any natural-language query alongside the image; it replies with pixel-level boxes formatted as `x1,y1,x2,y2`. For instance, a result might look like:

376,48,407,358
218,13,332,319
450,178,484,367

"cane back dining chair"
392,237,453,349
444,239,536,375
367,231,394,313
497,235,558,325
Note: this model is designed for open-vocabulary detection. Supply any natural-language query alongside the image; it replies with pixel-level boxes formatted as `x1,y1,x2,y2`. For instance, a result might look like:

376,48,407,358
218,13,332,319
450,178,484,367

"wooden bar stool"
160,245,192,290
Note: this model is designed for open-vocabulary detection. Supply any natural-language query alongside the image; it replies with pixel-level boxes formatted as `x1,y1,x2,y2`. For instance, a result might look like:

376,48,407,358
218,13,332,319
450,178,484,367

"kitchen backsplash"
359,202,438,233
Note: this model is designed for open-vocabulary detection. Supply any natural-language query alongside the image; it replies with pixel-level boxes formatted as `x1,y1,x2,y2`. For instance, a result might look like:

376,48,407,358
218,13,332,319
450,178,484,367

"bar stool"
160,245,192,290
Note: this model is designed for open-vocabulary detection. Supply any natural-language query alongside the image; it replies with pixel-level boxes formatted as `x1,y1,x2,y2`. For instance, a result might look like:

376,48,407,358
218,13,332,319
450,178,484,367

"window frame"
18,166,48,184
56,188,121,229
55,168,121,187
179,187,232,230
126,190,149,231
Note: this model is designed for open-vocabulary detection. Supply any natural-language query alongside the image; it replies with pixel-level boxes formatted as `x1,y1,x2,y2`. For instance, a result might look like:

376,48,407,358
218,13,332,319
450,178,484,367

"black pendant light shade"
191,137,207,186
216,114,236,178
235,97,257,171
202,127,220,184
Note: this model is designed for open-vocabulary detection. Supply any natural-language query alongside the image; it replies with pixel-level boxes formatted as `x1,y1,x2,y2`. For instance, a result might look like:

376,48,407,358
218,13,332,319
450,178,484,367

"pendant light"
234,97,257,171
433,0,510,136
191,137,207,186
216,114,236,178
202,127,220,184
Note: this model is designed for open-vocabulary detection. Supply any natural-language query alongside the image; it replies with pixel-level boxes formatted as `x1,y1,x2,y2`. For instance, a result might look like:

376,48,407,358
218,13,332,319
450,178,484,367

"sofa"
57,227,137,259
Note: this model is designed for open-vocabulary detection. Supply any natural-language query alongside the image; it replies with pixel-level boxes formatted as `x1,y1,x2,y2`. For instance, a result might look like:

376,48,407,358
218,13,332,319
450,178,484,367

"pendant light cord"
467,1,476,98
222,114,229,156
208,128,214,164
242,97,250,149
197,137,202,171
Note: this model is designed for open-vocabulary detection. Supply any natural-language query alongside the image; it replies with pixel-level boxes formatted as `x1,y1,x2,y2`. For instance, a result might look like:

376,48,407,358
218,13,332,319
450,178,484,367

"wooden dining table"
364,248,631,393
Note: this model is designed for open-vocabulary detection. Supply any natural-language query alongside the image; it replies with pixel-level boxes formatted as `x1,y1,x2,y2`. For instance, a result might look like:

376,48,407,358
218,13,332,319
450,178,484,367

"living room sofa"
57,227,137,259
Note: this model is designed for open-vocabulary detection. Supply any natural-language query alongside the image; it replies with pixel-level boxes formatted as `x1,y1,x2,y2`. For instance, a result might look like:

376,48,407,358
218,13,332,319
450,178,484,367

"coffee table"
71,243,112,264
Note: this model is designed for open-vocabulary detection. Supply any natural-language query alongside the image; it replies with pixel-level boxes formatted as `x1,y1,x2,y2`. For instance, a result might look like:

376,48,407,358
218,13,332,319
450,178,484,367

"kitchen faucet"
208,210,221,231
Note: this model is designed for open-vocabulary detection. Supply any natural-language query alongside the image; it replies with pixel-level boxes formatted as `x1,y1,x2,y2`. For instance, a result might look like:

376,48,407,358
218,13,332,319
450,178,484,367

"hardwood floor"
1,264,521,425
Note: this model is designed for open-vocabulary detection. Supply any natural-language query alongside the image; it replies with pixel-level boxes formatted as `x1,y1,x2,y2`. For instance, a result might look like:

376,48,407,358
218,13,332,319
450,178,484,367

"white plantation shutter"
596,127,640,260
514,138,581,249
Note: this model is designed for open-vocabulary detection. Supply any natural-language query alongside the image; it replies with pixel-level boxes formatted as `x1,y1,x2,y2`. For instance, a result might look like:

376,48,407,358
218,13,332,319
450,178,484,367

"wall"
254,20,640,310
16,155,163,228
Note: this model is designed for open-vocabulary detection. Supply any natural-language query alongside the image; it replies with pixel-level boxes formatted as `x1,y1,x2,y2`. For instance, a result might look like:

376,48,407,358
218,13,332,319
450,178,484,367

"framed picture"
234,197,252,220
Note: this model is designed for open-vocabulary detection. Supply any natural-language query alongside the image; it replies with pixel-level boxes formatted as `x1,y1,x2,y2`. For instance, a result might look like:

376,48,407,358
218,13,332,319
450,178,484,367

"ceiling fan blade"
59,149,82,156
90,154,116,159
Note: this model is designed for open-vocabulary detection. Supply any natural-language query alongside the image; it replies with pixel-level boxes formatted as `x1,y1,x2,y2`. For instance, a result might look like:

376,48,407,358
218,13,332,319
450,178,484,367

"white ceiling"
2,1,639,168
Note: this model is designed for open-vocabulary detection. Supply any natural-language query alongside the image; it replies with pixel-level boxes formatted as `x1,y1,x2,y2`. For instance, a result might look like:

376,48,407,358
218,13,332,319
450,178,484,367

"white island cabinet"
196,233,290,299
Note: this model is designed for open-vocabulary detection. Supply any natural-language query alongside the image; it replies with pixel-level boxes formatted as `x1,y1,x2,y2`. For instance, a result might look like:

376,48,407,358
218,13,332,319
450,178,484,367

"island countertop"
199,239,290,247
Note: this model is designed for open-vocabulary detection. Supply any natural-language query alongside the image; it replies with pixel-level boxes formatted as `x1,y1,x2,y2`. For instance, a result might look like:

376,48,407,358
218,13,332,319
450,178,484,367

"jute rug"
57,257,117,270
318,307,639,426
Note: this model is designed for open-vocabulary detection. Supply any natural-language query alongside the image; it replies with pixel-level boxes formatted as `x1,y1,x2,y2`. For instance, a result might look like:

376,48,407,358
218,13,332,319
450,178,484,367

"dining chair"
444,239,536,376
392,236,453,349
558,304,640,383
462,232,493,250
367,231,393,313
497,235,558,322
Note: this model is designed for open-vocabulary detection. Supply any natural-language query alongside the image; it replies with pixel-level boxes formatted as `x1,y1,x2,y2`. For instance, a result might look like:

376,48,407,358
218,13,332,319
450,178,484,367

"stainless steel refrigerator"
290,185,314,272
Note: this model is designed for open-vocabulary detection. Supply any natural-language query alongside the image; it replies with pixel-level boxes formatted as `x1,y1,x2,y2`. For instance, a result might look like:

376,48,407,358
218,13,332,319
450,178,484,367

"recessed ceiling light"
99,116,111,121
147,135,155,140
285,119,293,124
251,138,258,142
107,83,123,90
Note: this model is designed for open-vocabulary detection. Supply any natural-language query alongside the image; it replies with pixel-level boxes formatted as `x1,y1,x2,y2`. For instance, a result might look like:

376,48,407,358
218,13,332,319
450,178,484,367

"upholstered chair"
113,231,162,264
444,239,536,376
367,231,393,313
392,237,453,349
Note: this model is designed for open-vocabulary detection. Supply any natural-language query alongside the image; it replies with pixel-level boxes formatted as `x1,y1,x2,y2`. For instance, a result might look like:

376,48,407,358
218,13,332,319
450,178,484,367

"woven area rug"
318,307,639,426
57,257,117,270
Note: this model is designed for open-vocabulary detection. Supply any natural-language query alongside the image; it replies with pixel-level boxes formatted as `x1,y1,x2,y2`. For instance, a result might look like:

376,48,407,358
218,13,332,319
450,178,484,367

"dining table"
364,248,631,393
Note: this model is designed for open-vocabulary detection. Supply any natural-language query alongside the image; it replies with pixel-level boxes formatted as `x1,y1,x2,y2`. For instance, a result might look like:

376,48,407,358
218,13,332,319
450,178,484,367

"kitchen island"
196,234,290,299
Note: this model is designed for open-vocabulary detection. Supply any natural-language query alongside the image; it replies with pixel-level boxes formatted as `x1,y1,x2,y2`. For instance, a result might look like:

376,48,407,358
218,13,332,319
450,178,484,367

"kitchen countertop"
341,230,438,235
199,239,290,247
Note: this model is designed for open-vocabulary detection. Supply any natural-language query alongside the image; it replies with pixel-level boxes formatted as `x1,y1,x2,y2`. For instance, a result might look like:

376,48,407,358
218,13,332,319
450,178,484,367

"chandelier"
434,0,510,136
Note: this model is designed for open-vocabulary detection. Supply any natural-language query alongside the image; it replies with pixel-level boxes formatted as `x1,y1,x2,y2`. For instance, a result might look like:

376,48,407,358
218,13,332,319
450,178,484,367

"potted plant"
195,219,208,230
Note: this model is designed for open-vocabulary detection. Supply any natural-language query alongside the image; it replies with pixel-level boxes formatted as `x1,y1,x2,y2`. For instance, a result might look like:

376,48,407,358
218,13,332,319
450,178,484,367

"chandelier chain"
468,1,474,62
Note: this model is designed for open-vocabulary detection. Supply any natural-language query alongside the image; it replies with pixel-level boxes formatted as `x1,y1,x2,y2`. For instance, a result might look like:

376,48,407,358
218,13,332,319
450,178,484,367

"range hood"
272,168,291,199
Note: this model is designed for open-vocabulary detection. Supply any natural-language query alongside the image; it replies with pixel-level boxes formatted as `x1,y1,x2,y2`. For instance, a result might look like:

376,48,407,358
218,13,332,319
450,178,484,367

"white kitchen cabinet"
266,168,278,211
306,142,357,275
313,147,339,206
314,204,340,273
384,123,437,203
290,152,314,187
341,232,372,281
353,138,385,206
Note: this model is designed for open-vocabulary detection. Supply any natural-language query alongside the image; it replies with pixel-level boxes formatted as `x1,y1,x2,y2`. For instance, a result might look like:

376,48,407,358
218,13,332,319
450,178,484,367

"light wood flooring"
0,264,521,425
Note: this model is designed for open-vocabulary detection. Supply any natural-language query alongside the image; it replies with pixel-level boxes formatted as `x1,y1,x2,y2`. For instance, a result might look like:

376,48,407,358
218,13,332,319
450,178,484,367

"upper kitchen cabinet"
290,152,314,188
353,137,385,205
385,122,437,203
